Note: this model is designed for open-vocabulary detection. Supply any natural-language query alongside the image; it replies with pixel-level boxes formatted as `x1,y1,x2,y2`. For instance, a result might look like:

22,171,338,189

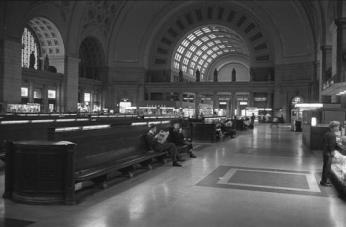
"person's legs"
321,154,332,185
162,143,182,166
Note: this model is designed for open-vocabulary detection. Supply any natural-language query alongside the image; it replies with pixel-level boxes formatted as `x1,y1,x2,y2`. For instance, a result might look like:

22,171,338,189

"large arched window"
172,25,249,80
21,27,40,69
21,17,65,73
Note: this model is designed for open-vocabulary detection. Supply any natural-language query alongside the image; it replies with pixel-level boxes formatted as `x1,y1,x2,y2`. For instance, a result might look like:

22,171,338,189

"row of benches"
3,121,190,204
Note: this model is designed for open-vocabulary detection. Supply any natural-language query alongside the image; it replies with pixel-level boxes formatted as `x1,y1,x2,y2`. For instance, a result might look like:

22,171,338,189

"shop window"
21,87,28,97
33,89,42,99
84,93,91,102
48,89,56,99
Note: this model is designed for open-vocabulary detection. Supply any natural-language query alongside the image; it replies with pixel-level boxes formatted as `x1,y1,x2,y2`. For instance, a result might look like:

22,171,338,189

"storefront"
47,89,57,112
18,85,59,113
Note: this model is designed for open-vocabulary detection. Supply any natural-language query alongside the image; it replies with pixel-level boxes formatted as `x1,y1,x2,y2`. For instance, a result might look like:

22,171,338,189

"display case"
331,149,346,195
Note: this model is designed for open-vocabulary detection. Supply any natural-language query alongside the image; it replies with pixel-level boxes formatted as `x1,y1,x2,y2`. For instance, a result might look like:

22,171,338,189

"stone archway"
26,17,65,73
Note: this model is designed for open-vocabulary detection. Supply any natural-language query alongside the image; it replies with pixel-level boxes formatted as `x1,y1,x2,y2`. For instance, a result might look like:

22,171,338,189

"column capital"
335,17,346,27
320,45,332,51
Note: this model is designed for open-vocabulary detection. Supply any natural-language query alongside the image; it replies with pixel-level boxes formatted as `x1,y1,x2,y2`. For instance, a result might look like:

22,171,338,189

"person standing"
250,113,255,129
320,121,340,186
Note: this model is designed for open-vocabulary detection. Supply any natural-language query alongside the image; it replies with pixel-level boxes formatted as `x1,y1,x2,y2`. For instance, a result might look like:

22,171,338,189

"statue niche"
231,68,236,82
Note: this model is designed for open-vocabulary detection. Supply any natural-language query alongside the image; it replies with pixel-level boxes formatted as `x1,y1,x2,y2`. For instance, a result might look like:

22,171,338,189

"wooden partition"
191,123,216,142
3,121,172,204
3,141,76,204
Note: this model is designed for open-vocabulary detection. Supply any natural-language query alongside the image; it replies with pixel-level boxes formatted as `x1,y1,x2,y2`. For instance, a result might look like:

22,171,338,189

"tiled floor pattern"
197,165,327,197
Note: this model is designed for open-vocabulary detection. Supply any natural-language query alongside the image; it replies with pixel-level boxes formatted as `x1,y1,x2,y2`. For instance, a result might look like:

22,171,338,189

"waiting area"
0,124,345,227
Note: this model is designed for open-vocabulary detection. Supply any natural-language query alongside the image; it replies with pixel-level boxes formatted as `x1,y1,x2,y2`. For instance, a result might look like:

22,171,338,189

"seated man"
168,122,197,158
145,124,183,167
221,120,236,138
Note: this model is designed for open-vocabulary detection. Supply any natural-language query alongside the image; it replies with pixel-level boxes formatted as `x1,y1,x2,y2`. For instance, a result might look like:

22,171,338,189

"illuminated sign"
239,101,248,105
84,93,91,102
295,103,323,108
48,90,56,99
254,97,266,102
119,101,131,113
21,87,28,97
311,117,317,126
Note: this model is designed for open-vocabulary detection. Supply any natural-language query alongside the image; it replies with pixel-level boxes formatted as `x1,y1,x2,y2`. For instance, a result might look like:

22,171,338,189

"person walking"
320,121,340,186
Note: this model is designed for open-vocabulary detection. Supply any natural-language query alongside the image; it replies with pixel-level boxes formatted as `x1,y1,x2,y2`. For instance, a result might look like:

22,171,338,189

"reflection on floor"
0,124,345,227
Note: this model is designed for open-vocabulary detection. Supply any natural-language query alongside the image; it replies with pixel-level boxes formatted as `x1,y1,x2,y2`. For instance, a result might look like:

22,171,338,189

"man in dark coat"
168,122,196,158
320,121,340,186
144,124,183,167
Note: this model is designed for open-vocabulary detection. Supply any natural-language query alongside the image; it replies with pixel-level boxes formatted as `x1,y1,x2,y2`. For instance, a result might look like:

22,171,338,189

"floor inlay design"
196,166,328,197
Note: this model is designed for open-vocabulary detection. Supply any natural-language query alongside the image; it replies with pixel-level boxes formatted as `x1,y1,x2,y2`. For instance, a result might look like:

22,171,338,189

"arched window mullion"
21,26,41,70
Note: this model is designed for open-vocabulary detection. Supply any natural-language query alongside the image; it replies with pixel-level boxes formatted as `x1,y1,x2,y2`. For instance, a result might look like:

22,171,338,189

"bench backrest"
49,123,170,170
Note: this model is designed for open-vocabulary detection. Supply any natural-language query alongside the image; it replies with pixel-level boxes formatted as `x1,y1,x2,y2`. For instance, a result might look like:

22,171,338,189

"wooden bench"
4,121,192,204
49,124,171,183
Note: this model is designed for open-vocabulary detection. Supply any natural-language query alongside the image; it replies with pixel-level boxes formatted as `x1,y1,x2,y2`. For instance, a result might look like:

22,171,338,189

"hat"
328,121,340,129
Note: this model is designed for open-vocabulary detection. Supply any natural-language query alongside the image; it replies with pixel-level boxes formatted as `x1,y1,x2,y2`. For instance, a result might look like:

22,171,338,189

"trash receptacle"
3,140,75,204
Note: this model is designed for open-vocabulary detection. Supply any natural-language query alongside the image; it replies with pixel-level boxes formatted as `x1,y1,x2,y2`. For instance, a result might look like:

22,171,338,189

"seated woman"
167,122,197,158
144,124,183,167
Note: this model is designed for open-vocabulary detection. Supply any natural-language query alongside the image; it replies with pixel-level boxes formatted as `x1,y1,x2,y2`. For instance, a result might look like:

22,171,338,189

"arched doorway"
78,37,106,113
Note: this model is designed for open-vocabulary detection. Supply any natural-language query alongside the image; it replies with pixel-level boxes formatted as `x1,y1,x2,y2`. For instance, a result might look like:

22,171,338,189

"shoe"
173,162,182,167
189,153,197,158
320,181,332,187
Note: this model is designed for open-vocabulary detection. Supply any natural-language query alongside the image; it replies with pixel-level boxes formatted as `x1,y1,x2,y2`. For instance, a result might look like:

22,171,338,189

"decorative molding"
82,1,123,37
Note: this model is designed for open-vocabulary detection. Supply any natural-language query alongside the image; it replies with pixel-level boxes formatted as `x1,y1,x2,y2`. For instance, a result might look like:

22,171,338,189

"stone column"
267,92,273,109
42,84,48,113
320,45,332,82
135,84,144,114
231,92,237,117
0,38,22,109
249,92,254,107
213,92,219,114
63,56,80,112
28,80,34,103
104,85,115,110
194,92,200,118
335,18,346,82
273,87,281,110
227,95,232,118
179,92,183,108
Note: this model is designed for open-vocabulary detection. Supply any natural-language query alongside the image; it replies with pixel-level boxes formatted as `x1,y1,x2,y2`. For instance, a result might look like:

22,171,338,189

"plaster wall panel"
259,1,313,59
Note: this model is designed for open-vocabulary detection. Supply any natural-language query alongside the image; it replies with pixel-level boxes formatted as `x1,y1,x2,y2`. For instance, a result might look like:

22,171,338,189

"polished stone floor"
0,124,346,227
